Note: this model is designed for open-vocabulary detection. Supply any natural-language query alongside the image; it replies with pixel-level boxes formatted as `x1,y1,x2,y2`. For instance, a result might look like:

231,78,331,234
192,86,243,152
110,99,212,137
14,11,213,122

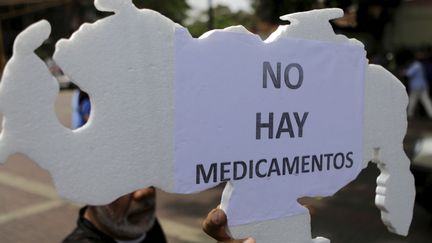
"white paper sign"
173,28,366,225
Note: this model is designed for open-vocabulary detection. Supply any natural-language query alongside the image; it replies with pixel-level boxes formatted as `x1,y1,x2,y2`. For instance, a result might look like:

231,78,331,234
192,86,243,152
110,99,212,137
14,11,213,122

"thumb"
218,237,256,243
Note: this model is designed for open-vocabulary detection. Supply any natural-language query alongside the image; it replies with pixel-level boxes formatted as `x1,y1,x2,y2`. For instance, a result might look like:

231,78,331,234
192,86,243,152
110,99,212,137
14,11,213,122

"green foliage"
253,0,402,25
187,5,257,38
133,0,190,24
252,0,317,24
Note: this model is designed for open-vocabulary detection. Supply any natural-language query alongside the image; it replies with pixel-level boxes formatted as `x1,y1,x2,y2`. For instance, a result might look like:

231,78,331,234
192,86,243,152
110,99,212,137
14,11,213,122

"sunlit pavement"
0,90,431,242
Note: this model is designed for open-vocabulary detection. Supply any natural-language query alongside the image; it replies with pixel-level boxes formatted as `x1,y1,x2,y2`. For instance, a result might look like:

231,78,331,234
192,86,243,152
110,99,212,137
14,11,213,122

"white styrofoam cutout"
224,65,415,242
364,65,415,236
0,1,414,242
2,1,177,204
223,9,414,242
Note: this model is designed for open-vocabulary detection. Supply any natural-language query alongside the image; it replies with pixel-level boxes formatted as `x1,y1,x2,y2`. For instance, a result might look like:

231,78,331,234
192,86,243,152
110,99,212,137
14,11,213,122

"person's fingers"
203,208,231,241
203,208,256,243
243,238,256,243
217,237,256,243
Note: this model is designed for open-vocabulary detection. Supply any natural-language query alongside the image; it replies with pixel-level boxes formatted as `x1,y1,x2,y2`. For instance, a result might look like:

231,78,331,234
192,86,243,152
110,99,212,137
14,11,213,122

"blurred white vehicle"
413,136,432,170
412,136,432,213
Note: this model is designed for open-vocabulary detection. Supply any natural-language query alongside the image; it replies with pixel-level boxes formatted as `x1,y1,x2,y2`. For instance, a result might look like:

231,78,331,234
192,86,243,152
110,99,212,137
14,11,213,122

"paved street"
0,90,431,242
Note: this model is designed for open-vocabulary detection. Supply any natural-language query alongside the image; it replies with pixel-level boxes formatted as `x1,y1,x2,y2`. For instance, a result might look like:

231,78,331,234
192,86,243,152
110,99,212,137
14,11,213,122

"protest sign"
0,1,414,242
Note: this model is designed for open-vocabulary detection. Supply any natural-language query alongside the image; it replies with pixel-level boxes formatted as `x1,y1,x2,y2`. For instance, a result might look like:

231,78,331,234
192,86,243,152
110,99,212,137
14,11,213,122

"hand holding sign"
0,1,414,242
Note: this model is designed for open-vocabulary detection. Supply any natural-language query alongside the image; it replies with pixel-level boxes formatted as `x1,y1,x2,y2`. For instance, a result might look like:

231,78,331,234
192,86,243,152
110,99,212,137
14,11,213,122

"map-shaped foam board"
0,1,415,242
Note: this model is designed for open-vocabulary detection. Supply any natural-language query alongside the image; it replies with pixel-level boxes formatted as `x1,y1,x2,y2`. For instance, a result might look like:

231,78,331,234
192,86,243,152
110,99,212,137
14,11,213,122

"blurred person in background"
405,51,432,118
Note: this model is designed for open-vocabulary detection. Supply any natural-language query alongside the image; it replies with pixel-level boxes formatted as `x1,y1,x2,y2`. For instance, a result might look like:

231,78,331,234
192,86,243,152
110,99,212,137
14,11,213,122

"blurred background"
0,0,431,242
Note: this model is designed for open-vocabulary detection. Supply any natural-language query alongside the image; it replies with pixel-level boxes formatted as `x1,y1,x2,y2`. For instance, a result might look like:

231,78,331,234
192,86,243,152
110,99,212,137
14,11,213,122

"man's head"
85,187,156,240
